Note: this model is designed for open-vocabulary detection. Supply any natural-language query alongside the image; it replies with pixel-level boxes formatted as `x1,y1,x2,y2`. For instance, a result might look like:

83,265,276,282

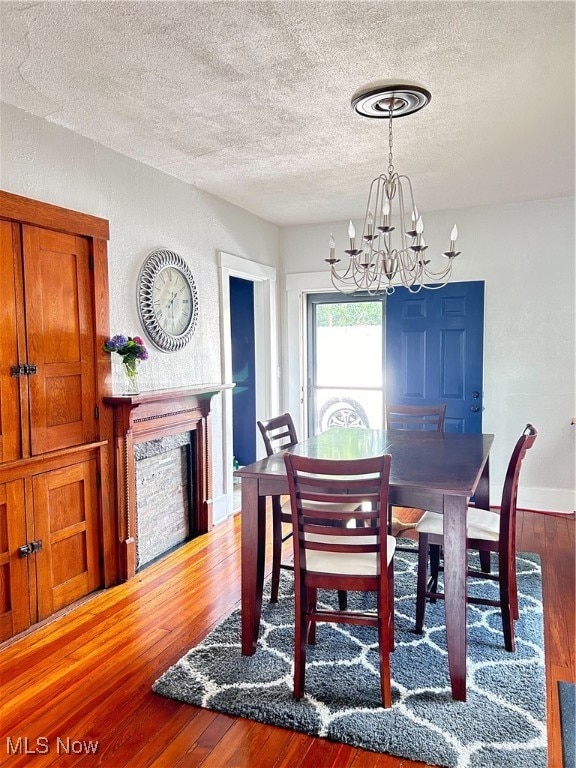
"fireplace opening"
134,432,196,570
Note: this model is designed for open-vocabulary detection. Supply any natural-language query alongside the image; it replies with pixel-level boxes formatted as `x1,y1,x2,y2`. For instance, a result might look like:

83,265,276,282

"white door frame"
218,251,278,516
284,270,335,439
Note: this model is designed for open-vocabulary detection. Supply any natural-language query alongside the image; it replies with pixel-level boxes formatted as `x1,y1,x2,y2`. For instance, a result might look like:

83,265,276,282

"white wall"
0,102,280,523
280,198,576,513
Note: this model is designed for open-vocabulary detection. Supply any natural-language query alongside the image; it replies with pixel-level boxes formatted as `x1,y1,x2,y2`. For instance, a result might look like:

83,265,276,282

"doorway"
307,293,385,435
230,276,257,466
306,282,484,434
218,252,278,520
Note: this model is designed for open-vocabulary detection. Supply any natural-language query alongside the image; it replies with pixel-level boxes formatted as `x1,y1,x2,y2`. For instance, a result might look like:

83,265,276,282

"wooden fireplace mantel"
104,384,232,580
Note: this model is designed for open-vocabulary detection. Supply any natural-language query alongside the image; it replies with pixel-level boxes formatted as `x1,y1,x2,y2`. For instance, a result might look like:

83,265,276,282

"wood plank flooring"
1,508,574,768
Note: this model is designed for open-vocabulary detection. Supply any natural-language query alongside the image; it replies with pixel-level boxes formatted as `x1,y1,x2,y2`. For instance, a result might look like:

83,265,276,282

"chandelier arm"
421,261,455,280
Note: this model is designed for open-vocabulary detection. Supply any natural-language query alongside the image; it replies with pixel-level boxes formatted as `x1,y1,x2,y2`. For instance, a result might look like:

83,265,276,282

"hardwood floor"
1,508,574,768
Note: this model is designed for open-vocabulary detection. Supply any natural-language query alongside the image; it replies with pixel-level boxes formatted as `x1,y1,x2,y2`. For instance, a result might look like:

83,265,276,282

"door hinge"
94,405,99,420
89,254,94,270
96,471,101,488
18,540,43,558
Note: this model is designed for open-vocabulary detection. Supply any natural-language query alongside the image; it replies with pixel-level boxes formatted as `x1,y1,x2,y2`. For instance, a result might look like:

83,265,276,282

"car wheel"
318,397,370,430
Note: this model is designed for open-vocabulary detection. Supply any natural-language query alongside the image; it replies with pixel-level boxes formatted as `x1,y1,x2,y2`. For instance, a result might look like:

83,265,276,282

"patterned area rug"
559,681,576,768
153,548,546,768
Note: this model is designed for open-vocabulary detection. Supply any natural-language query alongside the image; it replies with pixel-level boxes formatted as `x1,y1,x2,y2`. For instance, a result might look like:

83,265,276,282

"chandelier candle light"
326,83,460,295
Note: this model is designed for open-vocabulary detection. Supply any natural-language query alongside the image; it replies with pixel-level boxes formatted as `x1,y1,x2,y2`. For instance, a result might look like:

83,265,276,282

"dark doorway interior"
230,276,256,466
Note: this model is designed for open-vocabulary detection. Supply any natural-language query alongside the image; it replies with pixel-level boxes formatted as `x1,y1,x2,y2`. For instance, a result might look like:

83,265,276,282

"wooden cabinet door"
0,480,31,641
33,459,101,620
0,221,23,462
22,226,97,455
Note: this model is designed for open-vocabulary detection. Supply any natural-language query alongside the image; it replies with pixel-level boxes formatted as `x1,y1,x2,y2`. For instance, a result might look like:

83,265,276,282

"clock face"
138,249,198,352
153,266,194,336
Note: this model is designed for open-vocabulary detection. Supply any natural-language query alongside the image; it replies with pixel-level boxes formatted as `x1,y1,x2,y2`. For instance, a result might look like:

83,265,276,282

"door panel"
0,480,31,640
0,221,23,462
22,226,97,454
33,459,101,620
386,282,484,433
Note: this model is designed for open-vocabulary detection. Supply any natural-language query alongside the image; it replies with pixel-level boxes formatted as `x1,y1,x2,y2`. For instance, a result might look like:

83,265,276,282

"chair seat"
304,533,396,575
415,507,500,541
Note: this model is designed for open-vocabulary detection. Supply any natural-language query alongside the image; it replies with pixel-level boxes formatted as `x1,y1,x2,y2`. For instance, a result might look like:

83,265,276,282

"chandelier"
326,83,460,295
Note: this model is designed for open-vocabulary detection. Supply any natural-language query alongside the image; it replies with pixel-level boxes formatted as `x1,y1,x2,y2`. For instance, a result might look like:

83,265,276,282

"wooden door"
0,220,23,462
22,225,97,455
0,480,31,641
33,459,101,620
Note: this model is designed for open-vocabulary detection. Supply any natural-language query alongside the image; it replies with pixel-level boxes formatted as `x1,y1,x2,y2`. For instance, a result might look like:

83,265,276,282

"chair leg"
499,579,515,652
499,552,516,652
428,543,441,602
415,534,429,634
270,502,282,603
307,588,317,646
337,590,348,611
378,581,393,708
510,554,520,620
388,560,395,651
479,550,492,574
293,583,307,699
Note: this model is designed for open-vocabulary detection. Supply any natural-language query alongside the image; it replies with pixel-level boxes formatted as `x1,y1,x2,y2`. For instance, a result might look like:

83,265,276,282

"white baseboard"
212,493,232,526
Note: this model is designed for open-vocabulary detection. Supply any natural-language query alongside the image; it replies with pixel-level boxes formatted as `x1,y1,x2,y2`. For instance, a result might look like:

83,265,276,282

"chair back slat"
386,404,446,432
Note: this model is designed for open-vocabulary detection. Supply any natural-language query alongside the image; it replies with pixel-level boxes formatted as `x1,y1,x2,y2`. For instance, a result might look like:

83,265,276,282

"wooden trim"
0,441,108,483
91,235,115,585
0,190,109,240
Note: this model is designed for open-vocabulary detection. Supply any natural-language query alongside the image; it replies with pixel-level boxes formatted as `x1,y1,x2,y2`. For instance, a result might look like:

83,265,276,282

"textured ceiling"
1,1,574,226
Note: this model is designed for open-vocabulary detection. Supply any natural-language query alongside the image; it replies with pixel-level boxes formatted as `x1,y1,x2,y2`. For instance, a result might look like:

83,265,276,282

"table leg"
241,477,266,655
443,494,468,701
474,457,490,511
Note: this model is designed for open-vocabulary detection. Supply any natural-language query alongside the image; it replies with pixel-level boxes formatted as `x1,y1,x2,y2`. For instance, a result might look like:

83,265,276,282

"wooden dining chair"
257,413,360,603
284,453,396,707
385,403,446,548
414,423,538,651
386,403,446,432
257,414,299,603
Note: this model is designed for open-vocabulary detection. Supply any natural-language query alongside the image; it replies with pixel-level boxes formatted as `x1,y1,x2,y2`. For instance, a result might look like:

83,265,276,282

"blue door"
385,281,484,433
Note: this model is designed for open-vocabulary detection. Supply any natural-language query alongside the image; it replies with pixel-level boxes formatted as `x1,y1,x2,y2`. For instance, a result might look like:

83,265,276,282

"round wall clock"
137,248,198,352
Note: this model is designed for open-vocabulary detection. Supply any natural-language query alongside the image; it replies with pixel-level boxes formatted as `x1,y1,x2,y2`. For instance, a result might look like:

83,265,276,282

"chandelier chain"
387,112,394,177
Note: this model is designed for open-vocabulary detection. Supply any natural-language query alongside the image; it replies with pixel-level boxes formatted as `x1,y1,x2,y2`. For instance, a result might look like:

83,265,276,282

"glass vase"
123,363,140,395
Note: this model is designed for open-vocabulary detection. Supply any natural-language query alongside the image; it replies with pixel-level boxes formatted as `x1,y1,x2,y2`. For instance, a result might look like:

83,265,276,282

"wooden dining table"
235,426,494,702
